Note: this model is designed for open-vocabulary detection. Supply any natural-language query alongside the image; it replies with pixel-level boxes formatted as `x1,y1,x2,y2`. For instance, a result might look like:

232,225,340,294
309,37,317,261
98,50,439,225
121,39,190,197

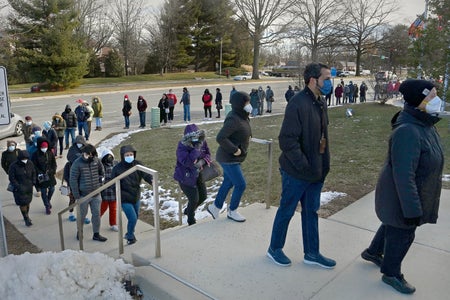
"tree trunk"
252,34,261,79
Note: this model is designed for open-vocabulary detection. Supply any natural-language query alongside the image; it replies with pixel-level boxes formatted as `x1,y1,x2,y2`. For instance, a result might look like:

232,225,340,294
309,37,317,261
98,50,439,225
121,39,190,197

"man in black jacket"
70,144,107,242
267,62,335,269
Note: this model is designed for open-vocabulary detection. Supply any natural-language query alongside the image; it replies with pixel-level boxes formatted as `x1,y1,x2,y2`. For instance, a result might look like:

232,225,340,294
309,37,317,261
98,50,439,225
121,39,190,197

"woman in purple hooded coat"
173,124,211,225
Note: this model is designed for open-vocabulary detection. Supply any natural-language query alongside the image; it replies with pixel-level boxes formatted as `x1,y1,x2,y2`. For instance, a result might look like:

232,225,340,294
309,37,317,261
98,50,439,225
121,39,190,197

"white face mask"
8,145,15,151
26,121,32,126
425,96,443,114
41,148,48,153
34,131,41,137
77,143,83,149
21,159,28,164
244,104,253,113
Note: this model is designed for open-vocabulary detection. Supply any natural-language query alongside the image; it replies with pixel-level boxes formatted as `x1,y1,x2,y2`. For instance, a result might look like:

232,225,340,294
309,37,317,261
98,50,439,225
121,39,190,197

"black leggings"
204,106,212,118
179,177,207,225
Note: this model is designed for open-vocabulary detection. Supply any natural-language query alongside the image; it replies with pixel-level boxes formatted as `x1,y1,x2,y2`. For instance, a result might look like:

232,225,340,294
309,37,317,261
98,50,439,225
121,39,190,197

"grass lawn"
110,102,450,227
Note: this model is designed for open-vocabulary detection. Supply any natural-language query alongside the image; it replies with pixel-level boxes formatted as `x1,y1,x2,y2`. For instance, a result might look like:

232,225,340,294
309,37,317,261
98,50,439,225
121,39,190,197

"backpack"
344,85,350,94
76,106,89,121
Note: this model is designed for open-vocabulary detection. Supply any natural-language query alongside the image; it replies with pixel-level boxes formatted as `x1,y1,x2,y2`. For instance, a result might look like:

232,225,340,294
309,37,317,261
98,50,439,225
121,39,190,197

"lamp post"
219,38,223,76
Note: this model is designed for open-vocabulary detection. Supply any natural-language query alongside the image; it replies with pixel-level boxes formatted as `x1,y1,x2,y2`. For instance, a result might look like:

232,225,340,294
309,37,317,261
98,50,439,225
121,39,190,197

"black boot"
25,217,33,227
93,232,107,242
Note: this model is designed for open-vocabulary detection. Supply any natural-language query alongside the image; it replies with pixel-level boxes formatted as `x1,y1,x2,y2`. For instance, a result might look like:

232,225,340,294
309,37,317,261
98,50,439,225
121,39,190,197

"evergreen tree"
104,49,125,77
7,0,89,88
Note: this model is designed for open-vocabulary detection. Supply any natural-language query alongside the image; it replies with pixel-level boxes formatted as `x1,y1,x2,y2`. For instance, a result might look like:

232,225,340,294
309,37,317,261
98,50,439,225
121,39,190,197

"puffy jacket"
173,124,211,187
31,137,57,188
92,97,103,117
278,87,330,182
70,155,104,199
52,114,66,138
62,105,77,128
111,145,153,204
375,105,444,229
137,96,148,112
216,91,252,164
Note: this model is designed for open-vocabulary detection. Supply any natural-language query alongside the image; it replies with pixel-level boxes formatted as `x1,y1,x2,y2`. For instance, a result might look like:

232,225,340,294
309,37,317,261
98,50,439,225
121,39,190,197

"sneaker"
227,209,246,222
207,203,220,219
361,248,382,267
93,233,107,242
382,274,416,294
304,253,336,269
110,225,119,232
68,214,77,222
267,247,291,267
127,238,137,245
25,218,33,227
84,217,90,224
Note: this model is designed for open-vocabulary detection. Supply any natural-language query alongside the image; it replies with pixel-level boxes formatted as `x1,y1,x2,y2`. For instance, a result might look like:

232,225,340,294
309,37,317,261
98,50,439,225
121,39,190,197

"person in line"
9,150,37,227
158,93,169,126
62,104,77,149
122,94,132,129
137,95,148,128
92,96,103,131
2,140,20,174
361,79,444,294
229,86,237,102
70,144,107,242
42,121,58,156
265,85,274,113
360,82,368,103
257,86,266,115
348,81,354,103
28,126,43,156
326,84,333,106
285,85,294,103
167,89,178,123
65,135,89,223
353,83,359,103
334,84,343,105
207,91,252,222
100,149,119,232
52,112,66,158
75,99,90,141
23,116,37,153
215,88,223,118
112,145,153,245
202,88,213,120
180,87,191,123
31,139,57,215
84,102,94,137
174,124,211,226
249,88,260,117
267,62,336,269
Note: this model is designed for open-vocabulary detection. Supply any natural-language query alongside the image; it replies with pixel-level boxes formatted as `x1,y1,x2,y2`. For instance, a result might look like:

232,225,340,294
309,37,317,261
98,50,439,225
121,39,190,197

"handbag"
200,161,221,182
59,179,70,196
165,108,170,113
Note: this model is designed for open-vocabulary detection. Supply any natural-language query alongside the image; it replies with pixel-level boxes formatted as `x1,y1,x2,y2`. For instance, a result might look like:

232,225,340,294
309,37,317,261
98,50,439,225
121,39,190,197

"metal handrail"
57,165,161,257
250,138,274,209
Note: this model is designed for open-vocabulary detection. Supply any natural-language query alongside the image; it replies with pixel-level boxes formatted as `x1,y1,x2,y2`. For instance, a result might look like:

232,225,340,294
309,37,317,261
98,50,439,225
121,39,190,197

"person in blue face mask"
111,145,153,245
267,62,336,269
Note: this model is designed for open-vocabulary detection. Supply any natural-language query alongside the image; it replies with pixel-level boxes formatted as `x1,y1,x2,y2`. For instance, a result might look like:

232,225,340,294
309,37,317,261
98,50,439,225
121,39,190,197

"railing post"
266,140,273,209
153,172,161,258
117,180,124,255
77,204,83,250
58,213,65,250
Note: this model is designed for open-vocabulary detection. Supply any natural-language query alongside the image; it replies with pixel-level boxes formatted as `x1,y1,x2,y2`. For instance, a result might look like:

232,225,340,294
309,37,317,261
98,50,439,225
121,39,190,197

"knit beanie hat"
41,141,48,148
25,116,32,121
32,126,41,133
7,140,17,147
399,79,435,107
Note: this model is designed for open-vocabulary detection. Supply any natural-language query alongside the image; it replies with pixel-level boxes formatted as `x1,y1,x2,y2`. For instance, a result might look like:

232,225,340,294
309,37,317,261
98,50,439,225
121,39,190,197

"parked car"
337,70,350,77
233,73,252,81
0,112,24,139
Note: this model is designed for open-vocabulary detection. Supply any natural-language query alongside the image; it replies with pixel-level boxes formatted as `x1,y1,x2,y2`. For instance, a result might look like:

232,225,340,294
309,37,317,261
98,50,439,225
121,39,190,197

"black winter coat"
112,159,153,204
278,87,330,182
70,156,104,199
2,149,19,174
62,106,77,128
9,159,37,206
375,105,444,229
31,144,57,188
215,93,252,164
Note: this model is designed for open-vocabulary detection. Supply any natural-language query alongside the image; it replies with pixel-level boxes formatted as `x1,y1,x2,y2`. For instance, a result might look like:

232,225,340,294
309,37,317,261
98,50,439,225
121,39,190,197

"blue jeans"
95,117,102,128
40,185,55,208
269,169,323,256
368,224,416,277
122,201,140,240
77,121,89,140
124,115,130,128
214,163,246,211
183,104,191,121
64,128,76,147
139,112,146,127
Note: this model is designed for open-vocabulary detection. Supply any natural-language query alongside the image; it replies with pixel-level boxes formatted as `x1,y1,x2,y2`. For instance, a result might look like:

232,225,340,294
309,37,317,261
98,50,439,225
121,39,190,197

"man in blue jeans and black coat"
267,62,336,269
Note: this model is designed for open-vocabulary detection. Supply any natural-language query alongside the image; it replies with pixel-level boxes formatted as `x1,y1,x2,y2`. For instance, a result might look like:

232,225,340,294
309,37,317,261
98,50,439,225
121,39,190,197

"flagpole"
418,0,429,79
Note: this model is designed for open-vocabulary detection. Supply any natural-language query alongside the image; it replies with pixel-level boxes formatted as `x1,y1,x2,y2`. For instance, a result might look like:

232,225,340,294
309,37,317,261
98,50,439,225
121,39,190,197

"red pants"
100,200,117,226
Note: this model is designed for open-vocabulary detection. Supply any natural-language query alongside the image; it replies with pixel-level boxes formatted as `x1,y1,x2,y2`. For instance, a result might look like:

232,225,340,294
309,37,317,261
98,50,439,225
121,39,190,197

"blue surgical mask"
319,79,332,95
8,145,15,151
124,156,134,163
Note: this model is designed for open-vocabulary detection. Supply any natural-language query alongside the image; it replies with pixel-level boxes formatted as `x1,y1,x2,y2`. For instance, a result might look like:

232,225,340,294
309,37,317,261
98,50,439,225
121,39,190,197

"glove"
404,217,421,226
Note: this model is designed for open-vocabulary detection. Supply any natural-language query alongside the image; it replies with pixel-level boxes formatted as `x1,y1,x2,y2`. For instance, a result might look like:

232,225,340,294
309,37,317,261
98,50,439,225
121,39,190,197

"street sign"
331,67,337,77
0,66,11,125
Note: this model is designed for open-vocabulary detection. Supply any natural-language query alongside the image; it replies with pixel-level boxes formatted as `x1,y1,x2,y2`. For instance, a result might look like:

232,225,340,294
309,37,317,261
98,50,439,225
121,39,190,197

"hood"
75,135,86,145
182,124,205,146
18,150,30,160
65,104,72,111
53,114,63,121
36,137,49,149
100,149,114,160
230,91,250,119
120,145,137,160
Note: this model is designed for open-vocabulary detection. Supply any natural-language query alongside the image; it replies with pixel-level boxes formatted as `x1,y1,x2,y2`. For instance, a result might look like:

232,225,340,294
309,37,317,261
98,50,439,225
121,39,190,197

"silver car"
0,112,24,140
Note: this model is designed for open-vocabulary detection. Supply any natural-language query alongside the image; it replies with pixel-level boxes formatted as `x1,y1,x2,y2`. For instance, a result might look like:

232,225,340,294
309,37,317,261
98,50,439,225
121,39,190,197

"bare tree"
290,0,343,62
341,0,398,76
233,0,295,79
109,0,146,76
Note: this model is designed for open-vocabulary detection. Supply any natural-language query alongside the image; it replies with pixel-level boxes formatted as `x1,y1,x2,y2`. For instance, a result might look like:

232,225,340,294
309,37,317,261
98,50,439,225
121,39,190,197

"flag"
408,14,425,38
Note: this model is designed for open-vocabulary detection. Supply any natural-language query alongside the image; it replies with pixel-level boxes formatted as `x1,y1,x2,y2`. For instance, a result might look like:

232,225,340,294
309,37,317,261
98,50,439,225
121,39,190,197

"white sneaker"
207,203,220,219
227,209,246,222
110,225,119,232
207,118,212,121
